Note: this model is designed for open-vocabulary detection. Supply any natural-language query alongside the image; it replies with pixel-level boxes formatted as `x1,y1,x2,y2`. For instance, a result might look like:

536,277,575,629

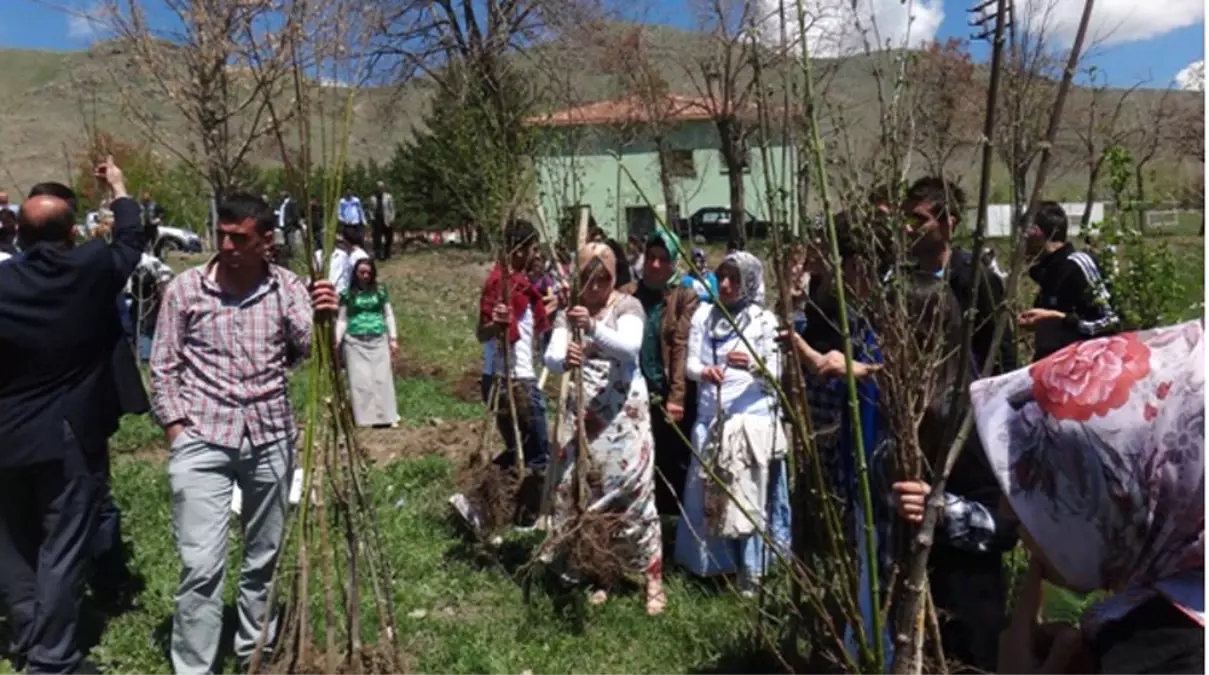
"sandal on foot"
646,587,668,616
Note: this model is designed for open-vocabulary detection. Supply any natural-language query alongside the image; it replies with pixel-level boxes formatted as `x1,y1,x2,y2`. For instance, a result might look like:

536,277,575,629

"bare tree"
598,25,696,226
681,0,763,244
910,39,982,180
998,0,1063,221
1121,87,1191,232
102,0,297,242
1069,69,1141,229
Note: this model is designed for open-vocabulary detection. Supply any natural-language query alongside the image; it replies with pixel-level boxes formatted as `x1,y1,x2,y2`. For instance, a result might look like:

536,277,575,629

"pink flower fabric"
970,321,1205,637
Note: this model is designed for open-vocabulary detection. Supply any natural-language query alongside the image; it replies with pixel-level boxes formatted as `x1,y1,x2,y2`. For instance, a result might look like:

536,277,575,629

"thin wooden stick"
571,206,591,512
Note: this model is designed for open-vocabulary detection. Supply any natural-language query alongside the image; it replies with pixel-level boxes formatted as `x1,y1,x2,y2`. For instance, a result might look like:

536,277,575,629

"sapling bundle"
241,4,405,672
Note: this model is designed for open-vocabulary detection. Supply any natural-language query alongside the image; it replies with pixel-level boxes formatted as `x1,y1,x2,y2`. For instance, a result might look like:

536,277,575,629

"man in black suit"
0,157,145,673
24,181,151,613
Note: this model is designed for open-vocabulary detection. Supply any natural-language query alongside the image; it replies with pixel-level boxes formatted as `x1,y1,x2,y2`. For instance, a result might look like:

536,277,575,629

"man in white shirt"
314,225,369,294
337,188,366,236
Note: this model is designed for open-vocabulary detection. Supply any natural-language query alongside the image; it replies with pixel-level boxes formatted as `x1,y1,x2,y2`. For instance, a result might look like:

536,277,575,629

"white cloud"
1176,59,1204,91
67,4,107,40
1013,0,1204,47
758,0,945,58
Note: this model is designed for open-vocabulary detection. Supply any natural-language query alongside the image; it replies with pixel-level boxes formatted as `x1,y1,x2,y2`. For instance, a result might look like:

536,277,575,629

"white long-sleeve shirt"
543,310,644,374
686,303,782,420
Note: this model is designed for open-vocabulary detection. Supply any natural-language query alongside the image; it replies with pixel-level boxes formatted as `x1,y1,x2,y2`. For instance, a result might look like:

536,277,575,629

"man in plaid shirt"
149,194,338,674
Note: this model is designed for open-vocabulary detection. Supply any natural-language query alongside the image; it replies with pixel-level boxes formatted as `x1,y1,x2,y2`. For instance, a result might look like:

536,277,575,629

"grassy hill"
0,23,1201,202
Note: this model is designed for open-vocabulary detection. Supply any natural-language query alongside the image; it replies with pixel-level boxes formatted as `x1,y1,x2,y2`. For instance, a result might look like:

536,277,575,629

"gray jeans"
168,431,293,674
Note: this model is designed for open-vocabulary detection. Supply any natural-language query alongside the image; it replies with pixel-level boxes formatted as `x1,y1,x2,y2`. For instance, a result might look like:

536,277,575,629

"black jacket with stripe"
1029,242,1120,361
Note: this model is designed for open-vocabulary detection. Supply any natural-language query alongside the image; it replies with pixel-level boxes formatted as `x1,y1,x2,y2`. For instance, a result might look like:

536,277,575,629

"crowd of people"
456,176,1203,673
0,160,1199,675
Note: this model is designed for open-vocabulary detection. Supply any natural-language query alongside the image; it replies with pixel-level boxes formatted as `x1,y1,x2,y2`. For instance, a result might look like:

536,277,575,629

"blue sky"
2,0,1203,88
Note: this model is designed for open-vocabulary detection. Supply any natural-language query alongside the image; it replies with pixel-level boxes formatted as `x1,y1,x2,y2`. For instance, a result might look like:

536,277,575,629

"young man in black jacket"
902,176,1017,376
893,178,1019,671
1018,201,1119,361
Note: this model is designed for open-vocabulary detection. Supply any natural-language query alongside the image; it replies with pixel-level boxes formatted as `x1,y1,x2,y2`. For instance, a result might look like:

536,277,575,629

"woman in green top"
336,258,400,427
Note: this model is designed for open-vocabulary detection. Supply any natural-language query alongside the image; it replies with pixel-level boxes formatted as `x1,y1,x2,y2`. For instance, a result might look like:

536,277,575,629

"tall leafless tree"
1069,69,1141,229
681,0,763,245
103,0,299,241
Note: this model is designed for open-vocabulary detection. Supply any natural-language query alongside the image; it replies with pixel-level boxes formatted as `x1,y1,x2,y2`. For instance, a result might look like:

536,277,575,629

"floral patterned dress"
546,294,661,580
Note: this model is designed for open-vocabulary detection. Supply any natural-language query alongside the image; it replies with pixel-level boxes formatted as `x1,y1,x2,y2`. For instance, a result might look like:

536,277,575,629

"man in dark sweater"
1019,201,1119,361
902,176,1017,376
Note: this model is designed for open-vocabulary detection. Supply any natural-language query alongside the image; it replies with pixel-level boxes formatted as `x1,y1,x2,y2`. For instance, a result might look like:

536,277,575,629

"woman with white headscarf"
969,321,1204,673
675,251,791,595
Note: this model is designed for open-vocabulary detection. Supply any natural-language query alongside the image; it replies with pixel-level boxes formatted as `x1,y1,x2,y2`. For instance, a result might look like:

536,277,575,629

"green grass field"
24,240,1198,673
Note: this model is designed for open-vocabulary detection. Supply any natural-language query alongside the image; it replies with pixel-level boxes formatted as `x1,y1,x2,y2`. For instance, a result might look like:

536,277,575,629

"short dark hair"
18,197,76,245
28,182,78,214
905,176,966,224
505,218,539,249
1032,201,1068,243
216,193,275,234
869,182,900,208
341,223,364,247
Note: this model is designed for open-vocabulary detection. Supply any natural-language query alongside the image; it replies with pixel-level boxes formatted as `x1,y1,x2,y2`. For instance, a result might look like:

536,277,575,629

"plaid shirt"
150,260,312,449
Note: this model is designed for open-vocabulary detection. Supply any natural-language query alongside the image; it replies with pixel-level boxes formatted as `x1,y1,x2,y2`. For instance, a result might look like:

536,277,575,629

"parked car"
680,207,773,243
83,210,204,256
154,224,204,255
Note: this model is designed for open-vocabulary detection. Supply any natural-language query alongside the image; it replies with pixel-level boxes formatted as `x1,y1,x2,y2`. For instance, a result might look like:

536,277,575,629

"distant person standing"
276,190,300,261
588,220,632,288
338,187,366,236
336,258,400,428
140,191,164,254
1018,201,1120,361
367,181,396,261
149,193,338,674
309,198,325,251
0,158,145,674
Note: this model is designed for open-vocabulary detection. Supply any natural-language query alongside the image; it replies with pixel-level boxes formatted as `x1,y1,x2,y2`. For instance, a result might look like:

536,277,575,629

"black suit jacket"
0,197,146,466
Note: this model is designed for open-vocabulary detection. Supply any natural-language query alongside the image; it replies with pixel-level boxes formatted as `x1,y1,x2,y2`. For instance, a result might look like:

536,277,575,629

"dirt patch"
355,418,484,466
450,368,484,403
390,349,445,380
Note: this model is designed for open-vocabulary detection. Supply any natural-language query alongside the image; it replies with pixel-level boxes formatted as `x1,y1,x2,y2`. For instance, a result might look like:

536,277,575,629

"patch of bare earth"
357,418,485,466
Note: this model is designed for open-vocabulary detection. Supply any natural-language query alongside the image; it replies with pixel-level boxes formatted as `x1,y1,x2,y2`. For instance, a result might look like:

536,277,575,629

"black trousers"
90,447,127,586
372,220,393,260
0,422,100,673
651,383,697,516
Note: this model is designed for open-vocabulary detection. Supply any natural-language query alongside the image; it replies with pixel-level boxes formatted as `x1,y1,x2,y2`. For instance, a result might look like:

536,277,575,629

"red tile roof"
526,95,716,127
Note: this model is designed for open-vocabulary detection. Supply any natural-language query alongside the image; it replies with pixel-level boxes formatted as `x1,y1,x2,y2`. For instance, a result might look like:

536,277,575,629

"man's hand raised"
93,155,128,200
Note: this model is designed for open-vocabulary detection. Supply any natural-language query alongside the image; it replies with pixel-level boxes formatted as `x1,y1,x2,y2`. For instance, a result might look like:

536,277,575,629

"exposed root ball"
563,511,630,589
454,455,520,533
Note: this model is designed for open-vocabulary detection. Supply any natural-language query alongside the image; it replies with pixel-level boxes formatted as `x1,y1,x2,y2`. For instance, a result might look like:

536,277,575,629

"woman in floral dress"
543,242,665,616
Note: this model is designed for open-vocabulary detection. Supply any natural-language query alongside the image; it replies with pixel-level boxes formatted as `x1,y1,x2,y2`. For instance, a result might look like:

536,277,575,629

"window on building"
665,150,697,179
718,146,752,175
